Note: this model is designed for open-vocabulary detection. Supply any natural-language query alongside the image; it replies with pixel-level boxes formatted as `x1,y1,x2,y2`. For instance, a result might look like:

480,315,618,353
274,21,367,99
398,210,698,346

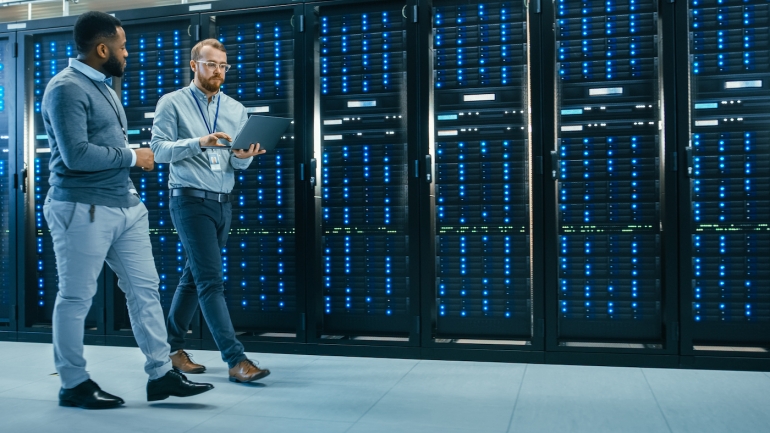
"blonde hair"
191,38,226,60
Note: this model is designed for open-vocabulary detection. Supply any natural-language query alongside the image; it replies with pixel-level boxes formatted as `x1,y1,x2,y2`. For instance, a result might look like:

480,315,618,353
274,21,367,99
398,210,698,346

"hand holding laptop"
233,143,266,159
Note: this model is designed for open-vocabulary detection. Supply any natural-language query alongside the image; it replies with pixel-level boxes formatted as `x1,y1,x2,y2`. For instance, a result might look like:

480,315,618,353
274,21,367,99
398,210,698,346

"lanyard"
189,89,220,135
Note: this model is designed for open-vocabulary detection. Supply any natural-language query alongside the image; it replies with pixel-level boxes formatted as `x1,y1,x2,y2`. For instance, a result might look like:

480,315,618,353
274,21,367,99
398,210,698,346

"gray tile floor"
1,341,769,432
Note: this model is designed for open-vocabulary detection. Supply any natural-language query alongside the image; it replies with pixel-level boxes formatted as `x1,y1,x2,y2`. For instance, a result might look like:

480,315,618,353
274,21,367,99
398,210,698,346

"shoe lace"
180,350,196,363
244,359,260,369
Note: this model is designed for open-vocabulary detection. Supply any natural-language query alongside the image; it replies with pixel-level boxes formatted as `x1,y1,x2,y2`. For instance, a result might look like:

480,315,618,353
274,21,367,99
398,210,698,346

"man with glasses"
151,39,270,383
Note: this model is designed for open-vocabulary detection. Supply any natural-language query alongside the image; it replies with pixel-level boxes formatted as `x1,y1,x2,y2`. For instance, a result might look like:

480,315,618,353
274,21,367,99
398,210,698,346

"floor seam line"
641,368,675,433
343,360,421,433
504,363,528,433
181,410,223,433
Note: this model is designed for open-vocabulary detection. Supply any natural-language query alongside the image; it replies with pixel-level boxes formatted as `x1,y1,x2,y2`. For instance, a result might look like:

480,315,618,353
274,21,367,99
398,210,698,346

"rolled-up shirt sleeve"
151,96,203,163
229,109,253,169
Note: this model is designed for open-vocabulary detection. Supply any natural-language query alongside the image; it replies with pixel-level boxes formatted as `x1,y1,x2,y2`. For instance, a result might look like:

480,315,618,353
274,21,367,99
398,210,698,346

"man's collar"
188,81,220,101
69,58,111,85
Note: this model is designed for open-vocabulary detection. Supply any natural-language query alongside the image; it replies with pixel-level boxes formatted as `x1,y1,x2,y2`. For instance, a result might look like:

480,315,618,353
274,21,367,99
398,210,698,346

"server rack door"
683,0,770,352
200,4,305,341
18,27,107,338
107,16,199,339
0,33,16,333
309,0,419,342
547,0,668,346
426,0,534,344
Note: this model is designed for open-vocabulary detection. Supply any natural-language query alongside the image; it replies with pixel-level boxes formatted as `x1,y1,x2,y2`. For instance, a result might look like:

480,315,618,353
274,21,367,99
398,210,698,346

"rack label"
245,106,270,114
144,112,155,119
189,3,212,11
589,87,623,96
324,135,343,141
463,93,495,102
324,119,343,125
724,80,762,89
437,130,458,136
694,120,718,127
348,100,377,108
561,125,583,132
8,23,27,29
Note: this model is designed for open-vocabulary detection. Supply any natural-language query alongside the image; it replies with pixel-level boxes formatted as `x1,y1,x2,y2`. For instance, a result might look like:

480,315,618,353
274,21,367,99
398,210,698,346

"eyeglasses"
195,60,232,73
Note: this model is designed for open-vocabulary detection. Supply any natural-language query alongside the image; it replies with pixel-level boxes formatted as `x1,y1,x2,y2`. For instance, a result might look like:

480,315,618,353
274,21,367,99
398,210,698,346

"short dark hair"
73,11,123,54
191,39,227,61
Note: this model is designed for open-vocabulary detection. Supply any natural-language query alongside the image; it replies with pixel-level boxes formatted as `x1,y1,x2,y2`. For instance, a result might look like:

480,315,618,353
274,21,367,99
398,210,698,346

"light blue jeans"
43,195,172,389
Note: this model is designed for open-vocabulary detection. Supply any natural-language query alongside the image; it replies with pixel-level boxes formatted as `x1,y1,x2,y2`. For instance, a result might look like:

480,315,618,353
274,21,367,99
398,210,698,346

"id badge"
208,152,223,172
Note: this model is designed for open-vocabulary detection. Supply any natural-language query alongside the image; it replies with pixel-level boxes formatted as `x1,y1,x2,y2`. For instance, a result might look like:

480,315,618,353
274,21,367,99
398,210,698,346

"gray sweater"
42,66,139,208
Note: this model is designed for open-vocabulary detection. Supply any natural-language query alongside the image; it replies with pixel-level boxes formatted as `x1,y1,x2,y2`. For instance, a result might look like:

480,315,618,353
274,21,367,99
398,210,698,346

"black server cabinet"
107,14,199,340
199,2,307,342
544,0,675,349
424,0,537,347
17,23,107,341
307,0,421,344
0,33,16,334
680,0,770,353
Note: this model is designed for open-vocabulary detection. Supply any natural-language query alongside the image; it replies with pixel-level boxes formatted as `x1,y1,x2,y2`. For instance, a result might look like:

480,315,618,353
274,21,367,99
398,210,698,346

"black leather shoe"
59,379,125,409
147,369,214,402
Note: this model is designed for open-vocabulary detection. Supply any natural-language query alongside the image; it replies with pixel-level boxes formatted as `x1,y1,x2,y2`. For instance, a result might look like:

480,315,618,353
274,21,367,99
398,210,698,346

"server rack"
0,32,17,335
106,12,200,343
17,21,107,342
199,0,308,344
543,0,677,355
679,0,770,357
306,0,422,346
421,0,540,353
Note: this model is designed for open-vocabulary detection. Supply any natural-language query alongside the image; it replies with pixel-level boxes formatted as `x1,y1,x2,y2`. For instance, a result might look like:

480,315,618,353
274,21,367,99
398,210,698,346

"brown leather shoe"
229,359,270,383
170,350,206,374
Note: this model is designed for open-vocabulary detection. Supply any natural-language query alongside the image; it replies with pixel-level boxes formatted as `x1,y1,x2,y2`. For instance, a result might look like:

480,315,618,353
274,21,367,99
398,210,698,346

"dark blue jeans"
167,195,246,368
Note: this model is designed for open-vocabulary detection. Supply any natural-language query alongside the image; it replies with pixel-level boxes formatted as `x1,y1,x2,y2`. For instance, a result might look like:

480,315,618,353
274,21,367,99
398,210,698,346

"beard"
199,74,224,93
103,52,125,78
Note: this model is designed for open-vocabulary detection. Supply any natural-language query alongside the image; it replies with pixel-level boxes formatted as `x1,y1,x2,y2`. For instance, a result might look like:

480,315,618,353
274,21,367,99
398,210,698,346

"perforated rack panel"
317,4,411,334
688,0,770,344
117,21,192,326
0,37,11,327
554,0,663,340
432,1,531,338
214,10,297,333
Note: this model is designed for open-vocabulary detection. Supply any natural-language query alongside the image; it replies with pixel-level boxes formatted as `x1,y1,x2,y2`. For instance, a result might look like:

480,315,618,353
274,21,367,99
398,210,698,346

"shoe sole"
59,399,123,409
147,385,214,402
228,370,271,383
172,366,206,374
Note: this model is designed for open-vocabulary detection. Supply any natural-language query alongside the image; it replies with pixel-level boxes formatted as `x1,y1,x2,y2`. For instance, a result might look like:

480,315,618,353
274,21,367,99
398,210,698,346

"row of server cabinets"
0,0,768,368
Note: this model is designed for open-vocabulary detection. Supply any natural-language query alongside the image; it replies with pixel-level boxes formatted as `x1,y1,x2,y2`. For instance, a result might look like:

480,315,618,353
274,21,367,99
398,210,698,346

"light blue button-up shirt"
150,82,253,193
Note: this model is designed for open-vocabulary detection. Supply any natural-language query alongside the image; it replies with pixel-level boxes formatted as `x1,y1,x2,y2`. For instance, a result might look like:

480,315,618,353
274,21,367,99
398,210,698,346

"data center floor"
0,341,768,432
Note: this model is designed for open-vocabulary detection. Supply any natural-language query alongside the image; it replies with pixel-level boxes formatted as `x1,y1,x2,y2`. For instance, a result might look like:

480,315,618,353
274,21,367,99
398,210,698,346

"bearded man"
150,39,271,384
42,11,213,409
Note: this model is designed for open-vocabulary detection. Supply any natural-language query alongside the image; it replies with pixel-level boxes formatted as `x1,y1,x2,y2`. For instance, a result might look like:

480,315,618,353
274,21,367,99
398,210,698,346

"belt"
171,188,235,203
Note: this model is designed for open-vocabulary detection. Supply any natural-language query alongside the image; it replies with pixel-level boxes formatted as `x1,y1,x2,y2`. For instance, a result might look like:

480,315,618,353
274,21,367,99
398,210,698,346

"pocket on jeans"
170,195,204,212
178,196,205,205
44,199,79,232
